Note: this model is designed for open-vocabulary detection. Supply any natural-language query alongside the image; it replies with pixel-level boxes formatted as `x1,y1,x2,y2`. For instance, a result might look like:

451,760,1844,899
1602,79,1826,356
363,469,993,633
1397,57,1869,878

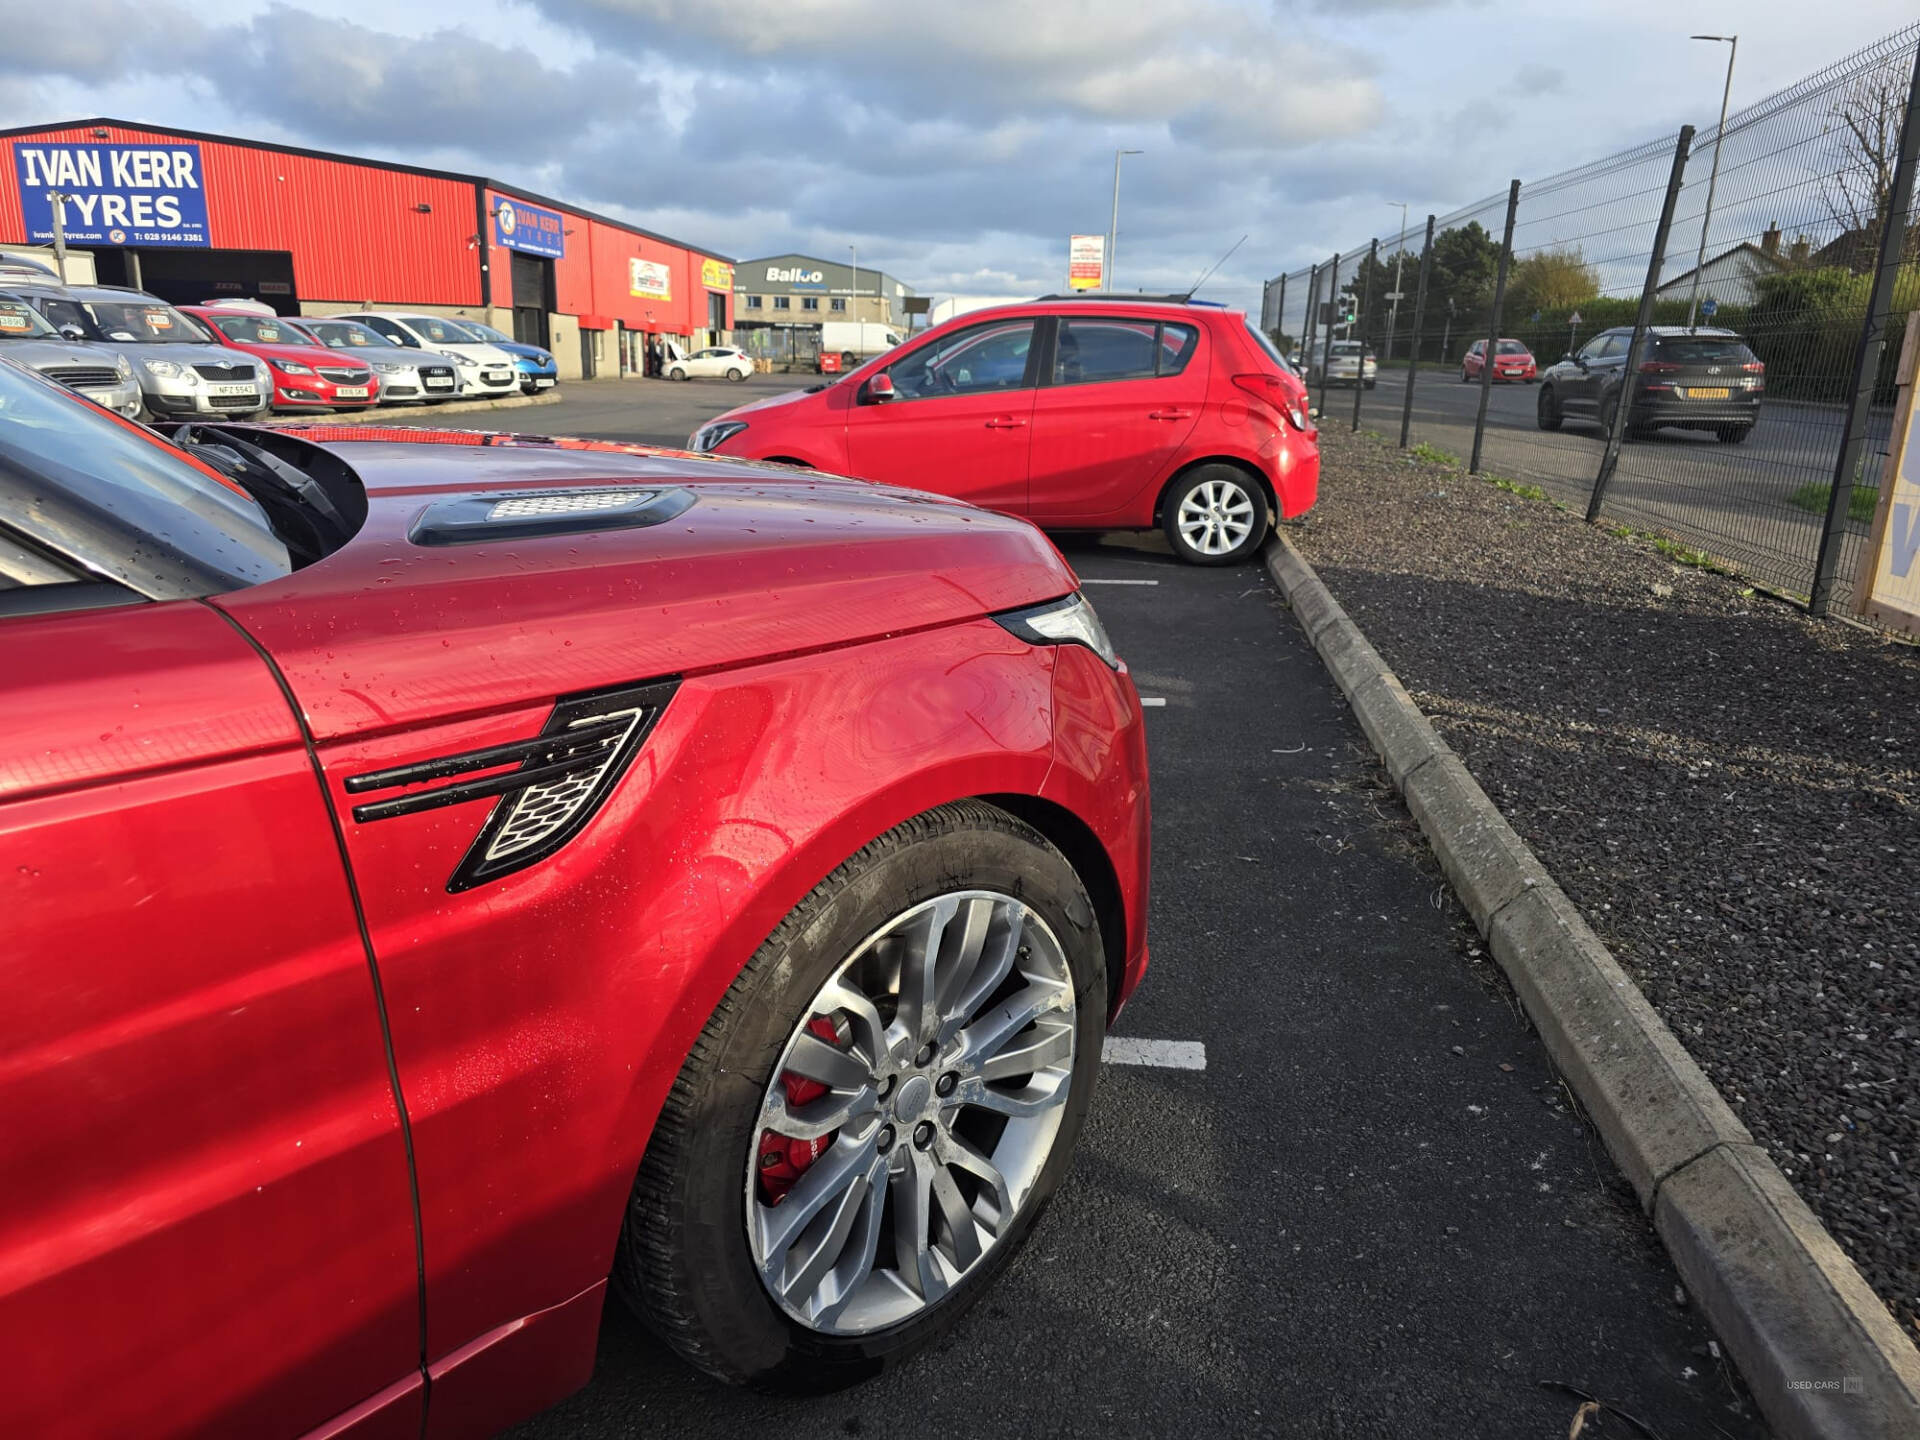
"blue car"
454,319,559,394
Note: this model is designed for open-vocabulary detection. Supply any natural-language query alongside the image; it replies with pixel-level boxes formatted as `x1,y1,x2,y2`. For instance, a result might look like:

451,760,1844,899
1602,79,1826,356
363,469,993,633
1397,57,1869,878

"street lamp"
1107,149,1143,293
1687,34,1738,329
1385,202,1408,361
848,244,858,322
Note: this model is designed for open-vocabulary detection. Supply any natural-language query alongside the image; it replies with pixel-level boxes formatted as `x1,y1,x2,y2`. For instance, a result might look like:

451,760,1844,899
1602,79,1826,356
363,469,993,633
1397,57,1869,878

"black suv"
1536,326,1764,444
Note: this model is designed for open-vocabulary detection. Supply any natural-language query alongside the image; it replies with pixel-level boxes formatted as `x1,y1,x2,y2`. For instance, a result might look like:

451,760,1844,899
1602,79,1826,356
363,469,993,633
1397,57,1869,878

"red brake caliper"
758,1013,851,1205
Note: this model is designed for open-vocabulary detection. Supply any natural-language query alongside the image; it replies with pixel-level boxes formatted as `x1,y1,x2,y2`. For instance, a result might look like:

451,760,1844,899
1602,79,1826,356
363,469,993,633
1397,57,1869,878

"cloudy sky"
3,0,1915,316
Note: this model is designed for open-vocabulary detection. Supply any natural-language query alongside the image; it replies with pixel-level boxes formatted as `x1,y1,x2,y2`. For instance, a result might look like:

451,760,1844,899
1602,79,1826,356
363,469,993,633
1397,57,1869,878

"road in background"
383,373,819,448
456,381,1765,1436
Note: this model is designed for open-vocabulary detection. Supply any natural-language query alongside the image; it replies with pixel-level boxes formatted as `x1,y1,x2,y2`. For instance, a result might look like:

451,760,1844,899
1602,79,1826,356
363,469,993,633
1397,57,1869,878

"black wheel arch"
980,793,1128,1018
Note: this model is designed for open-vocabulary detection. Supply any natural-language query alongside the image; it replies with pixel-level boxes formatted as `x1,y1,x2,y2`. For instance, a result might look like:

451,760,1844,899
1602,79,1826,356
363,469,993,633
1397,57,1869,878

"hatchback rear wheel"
1163,465,1268,565
617,801,1106,1391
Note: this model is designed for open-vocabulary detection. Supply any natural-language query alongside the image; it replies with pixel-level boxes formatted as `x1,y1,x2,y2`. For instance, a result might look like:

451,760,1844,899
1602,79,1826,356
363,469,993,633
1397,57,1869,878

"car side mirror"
864,373,896,404
1572,355,1587,369
58,324,85,341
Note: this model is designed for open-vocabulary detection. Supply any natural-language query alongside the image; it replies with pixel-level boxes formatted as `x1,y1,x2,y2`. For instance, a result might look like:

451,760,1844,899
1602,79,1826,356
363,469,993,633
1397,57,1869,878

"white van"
331,311,518,397
819,321,901,366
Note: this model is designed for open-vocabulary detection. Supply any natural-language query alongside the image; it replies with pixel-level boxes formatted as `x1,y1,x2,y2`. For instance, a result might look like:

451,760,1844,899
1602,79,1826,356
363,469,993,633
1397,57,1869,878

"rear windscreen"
1654,336,1757,364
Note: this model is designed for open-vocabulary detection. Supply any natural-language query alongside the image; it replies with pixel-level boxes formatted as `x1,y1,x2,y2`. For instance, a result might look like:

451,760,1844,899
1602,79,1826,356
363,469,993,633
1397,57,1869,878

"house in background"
1655,223,1791,308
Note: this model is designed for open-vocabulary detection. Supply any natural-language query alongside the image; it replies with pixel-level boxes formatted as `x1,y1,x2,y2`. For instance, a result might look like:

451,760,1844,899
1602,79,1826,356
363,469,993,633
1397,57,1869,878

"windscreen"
1653,336,1758,364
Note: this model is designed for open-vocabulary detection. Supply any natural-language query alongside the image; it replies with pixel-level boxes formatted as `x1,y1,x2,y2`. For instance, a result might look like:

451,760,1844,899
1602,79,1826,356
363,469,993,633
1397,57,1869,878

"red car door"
0,601,421,1440
1026,316,1208,525
844,316,1040,513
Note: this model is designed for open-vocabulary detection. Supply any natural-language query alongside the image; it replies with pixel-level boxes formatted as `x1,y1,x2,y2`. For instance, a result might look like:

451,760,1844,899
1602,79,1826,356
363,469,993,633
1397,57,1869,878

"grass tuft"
1787,482,1878,524
1408,442,1459,467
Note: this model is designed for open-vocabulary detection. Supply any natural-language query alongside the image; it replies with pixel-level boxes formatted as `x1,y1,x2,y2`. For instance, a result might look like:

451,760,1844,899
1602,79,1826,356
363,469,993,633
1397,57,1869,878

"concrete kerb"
262,391,564,427
1262,529,1920,1440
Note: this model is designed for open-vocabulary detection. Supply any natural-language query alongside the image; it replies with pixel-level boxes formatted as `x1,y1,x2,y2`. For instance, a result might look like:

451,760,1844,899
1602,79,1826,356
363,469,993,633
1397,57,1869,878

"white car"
664,344,752,382
332,311,518,398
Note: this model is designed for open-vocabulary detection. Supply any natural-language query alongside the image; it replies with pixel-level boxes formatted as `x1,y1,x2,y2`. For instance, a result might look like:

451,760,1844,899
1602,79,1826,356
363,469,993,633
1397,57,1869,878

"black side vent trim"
346,678,680,892
408,487,696,546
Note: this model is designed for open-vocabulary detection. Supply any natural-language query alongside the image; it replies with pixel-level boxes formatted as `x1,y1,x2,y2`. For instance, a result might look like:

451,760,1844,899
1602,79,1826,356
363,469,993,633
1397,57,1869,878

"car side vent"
345,678,679,891
409,487,696,545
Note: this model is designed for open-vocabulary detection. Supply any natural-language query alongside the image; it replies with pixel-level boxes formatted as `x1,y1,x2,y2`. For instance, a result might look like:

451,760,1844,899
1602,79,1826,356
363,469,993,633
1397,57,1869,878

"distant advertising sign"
701,258,733,291
13,142,209,247
1856,313,1920,635
1068,234,1105,291
629,258,672,300
494,197,565,258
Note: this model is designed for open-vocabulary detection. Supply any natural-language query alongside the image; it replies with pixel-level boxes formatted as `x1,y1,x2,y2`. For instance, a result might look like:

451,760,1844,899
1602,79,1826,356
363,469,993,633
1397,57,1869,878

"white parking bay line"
1079,578,1160,586
1102,1038,1207,1070
1139,697,1168,708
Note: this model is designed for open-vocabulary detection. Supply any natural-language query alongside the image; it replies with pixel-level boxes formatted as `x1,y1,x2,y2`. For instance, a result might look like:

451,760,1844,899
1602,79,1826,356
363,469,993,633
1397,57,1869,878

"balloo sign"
13,142,209,247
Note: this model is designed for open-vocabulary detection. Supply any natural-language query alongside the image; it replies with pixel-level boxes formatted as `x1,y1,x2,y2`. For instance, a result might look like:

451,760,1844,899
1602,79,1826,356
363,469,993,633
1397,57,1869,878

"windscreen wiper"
171,424,353,564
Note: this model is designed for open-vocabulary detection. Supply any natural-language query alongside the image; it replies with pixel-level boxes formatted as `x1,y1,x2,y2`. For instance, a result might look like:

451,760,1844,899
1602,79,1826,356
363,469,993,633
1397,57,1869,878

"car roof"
7,281,164,302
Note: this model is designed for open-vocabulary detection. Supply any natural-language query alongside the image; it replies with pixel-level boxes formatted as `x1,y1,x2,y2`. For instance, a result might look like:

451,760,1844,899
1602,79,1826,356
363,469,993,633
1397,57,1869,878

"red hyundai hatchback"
185,304,380,414
692,297,1319,565
0,359,1149,1437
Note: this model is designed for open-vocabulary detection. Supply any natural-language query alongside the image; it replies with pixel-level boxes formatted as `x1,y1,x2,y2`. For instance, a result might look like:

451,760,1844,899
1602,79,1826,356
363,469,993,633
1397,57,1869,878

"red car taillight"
1741,361,1764,372
1638,360,1681,374
1233,373,1312,432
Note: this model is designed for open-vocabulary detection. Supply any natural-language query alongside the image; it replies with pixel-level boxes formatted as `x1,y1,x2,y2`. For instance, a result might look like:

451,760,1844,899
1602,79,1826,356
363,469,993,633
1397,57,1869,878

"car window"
1598,333,1632,360
1653,336,1758,364
400,316,475,346
888,320,1037,400
72,300,211,345
1467,340,1484,357
1052,319,1199,386
1576,334,1613,362
1496,340,1528,355
210,314,316,347
0,300,56,339
359,317,417,347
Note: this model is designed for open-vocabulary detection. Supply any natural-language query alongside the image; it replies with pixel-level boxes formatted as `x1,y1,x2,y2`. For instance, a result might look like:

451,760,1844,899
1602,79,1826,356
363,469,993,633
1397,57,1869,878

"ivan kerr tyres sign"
14,143,210,247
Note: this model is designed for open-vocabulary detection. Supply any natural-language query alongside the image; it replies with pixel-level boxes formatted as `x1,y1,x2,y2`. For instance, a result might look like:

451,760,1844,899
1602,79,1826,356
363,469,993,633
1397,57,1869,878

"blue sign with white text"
14,142,209,247
493,197,565,259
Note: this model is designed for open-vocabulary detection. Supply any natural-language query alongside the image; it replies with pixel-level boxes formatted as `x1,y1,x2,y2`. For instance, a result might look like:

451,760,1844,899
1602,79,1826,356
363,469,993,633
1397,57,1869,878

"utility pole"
849,243,858,323
1106,149,1143,293
1385,202,1408,360
1687,35,1738,329
46,191,68,278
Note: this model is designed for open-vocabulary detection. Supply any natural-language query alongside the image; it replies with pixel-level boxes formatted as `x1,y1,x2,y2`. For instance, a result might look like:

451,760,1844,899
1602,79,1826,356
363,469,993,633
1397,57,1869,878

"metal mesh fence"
1262,22,1920,616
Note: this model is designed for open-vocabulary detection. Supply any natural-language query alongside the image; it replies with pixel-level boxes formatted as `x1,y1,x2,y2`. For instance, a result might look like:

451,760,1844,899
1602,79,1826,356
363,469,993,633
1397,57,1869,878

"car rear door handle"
984,416,1027,429
1148,409,1193,421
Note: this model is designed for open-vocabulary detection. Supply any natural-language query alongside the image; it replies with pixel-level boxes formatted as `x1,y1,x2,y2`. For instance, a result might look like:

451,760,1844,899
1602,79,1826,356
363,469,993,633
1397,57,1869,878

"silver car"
14,283,268,419
0,294,142,417
295,317,461,404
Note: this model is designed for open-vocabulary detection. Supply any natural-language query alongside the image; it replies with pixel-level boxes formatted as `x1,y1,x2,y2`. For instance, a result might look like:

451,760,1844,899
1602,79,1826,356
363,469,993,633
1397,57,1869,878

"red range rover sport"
0,357,1150,1438
691,297,1319,565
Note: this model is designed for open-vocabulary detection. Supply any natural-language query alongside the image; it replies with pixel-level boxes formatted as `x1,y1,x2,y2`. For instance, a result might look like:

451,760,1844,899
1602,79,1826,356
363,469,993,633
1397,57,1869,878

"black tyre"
617,801,1107,1392
1161,463,1270,565
1536,384,1562,432
1715,424,1752,445
1460,368,1471,383
726,367,748,382
1364,379,1376,390
668,366,687,381
841,351,857,368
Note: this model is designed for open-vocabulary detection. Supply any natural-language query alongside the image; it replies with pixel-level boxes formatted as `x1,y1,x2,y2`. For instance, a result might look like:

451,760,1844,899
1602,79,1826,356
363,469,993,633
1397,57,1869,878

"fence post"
1300,264,1320,406
1810,42,1920,618
1275,273,1286,342
1469,181,1521,475
1400,214,1436,449
1317,252,1341,421
1352,238,1378,432
1587,126,1694,523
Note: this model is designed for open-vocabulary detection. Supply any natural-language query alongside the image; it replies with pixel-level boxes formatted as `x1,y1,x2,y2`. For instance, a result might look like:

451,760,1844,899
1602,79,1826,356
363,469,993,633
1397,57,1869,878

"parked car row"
0,254,558,419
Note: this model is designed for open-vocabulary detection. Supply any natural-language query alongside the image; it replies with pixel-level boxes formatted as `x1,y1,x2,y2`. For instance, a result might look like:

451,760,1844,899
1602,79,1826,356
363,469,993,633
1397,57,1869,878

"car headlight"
142,358,184,379
274,360,314,375
373,361,406,374
993,593,1119,669
690,420,748,453
114,353,132,379
452,352,478,367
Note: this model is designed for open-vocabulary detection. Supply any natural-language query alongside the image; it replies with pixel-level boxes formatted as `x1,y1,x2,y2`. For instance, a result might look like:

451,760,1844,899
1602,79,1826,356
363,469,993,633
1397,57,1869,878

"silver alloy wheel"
1176,477,1256,556
745,891,1076,1335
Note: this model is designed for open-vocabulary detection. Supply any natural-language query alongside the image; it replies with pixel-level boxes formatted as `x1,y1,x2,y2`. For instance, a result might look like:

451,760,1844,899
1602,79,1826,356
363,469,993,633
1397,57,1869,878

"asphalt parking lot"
424,388,1770,1438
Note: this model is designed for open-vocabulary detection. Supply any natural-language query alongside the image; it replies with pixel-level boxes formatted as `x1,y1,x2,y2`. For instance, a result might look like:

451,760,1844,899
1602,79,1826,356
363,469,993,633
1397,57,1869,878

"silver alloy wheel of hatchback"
745,891,1076,1336
1176,476,1256,556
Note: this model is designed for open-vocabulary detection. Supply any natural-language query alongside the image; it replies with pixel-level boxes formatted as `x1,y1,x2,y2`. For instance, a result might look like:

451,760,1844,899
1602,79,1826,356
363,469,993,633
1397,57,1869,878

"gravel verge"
1287,424,1920,1343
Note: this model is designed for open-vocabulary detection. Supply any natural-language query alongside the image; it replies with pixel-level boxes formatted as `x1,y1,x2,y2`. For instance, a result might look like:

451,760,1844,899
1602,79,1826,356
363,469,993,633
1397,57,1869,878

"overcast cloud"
2,0,1916,314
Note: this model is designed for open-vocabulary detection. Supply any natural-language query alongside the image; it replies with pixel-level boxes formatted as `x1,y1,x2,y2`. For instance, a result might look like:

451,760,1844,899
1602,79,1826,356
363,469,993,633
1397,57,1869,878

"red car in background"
1461,338,1538,383
184,304,379,413
0,360,1149,1437
691,297,1318,565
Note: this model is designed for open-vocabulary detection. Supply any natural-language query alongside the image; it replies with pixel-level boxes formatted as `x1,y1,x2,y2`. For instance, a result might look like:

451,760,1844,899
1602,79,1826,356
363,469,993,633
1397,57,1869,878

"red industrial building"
0,119,734,380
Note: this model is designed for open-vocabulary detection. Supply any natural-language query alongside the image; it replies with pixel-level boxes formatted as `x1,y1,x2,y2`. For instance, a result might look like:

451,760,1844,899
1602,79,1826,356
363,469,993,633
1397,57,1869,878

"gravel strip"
1288,424,1920,1343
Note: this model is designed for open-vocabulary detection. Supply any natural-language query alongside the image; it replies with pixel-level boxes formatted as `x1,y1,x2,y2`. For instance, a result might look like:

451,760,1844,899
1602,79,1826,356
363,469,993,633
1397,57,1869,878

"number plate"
334,385,369,398
1690,387,1730,400
426,375,454,387
534,377,555,388
209,383,256,396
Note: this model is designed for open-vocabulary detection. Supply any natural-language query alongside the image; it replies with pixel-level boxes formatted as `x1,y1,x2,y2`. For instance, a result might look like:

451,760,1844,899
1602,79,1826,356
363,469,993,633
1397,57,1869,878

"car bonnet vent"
410,486,695,545
345,678,679,891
